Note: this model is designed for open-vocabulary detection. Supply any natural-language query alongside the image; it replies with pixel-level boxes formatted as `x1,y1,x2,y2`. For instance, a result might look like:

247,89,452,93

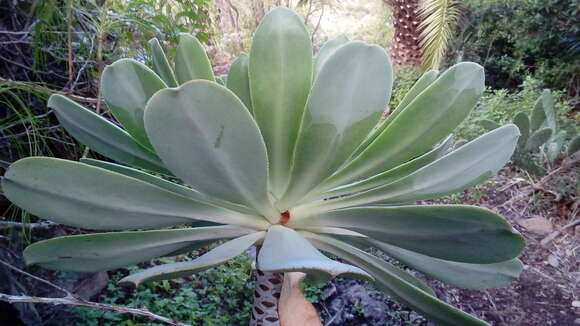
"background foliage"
0,0,578,325
452,0,579,99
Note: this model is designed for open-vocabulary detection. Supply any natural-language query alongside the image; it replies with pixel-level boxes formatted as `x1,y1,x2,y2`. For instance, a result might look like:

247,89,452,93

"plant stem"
250,268,283,326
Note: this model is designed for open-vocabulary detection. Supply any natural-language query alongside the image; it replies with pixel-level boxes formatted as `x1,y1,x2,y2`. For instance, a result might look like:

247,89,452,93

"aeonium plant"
1,7,524,326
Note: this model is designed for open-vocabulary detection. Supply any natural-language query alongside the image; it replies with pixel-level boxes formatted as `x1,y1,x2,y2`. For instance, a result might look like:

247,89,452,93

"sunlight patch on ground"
310,0,393,49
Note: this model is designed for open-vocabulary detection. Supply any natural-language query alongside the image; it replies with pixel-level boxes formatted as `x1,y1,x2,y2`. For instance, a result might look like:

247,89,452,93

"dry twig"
0,77,98,103
0,259,191,326
0,294,192,326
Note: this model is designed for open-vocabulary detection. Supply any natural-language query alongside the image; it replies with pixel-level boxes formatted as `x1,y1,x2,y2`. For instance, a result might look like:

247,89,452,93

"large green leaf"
174,33,215,84
368,239,523,289
530,93,546,132
319,135,452,201
296,124,518,213
305,233,491,326
101,59,167,150
226,53,253,113
319,63,484,190
478,119,500,131
353,70,439,158
249,7,313,197
48,94,167,173
148,38,178,87
303,232,435,295
1,157,268,230
389,70,440,118
79,159,255,215
292,205,523,264
120,231,265,286
546,130,566,163
24,226,253,272
525,128,552,151
313,34,348,78
512,112,530,149
540,89,556,131
144,81,276,220
258,225,371,282
281,41,393,207
568,134,580,156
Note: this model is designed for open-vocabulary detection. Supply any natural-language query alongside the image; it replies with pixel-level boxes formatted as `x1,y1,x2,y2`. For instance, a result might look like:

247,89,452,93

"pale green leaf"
320,62,484,191
305,233,491,326
144,81,276,220
391,70,439,115
175,33,215,84
120,232,265,286
352,70,439,159
530,93,546,132
568,134,580,156
525,128,552,151
512,112,530,149
296,124,518,213
313,34,348,78
258,225,372,282
24,226,253,272
541,89,556,131
226,53,253,113
148,38,178,87
281,41,393,207
1,157,268,230
303,232,435,295
368,240,523,289
546,130,566,163
101,59,167,150
319,135,452,201
48,94,167,173
292,205,523,264
478,119,500,131
79,159,256,215
249,7,313,197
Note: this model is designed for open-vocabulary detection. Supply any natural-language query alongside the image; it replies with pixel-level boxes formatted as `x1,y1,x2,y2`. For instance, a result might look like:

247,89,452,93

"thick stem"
278,273,322,326
250,268,283,326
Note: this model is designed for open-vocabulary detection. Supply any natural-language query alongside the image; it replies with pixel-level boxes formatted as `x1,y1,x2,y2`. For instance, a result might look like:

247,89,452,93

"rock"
321,282,337,300
547,254,559,268
516,217,553,235
72,272,109,300
322,279,390,326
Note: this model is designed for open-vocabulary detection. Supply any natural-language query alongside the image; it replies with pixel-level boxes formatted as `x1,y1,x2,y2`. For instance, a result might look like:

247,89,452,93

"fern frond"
417,0,462,71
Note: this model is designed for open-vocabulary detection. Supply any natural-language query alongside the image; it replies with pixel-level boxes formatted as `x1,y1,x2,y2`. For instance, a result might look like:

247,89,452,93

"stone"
72,271,109,300
547,254,560,268
516,217,553,235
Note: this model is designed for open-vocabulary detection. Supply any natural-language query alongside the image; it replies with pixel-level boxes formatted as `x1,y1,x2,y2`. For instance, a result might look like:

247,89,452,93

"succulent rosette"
2,8,524,326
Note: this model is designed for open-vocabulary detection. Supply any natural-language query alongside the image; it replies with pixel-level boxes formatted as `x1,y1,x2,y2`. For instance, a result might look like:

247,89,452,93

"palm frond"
417,0,462,71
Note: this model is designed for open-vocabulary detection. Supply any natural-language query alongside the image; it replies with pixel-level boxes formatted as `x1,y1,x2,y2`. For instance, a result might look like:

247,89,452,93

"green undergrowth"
67,253,255,326
455,76,578,142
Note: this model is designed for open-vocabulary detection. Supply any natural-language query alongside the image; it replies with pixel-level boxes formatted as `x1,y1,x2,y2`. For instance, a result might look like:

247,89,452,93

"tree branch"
0,259,191,326
0,294,192,326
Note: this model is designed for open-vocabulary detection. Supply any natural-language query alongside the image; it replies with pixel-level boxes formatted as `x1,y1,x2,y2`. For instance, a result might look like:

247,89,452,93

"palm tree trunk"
385,0,422,67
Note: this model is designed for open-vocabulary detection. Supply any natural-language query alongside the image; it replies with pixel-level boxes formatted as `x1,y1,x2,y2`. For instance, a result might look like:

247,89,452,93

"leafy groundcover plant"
1,7,524,326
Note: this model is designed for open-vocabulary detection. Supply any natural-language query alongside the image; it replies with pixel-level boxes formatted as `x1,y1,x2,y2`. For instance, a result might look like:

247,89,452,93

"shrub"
455,0,579,95
455,77,578,142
